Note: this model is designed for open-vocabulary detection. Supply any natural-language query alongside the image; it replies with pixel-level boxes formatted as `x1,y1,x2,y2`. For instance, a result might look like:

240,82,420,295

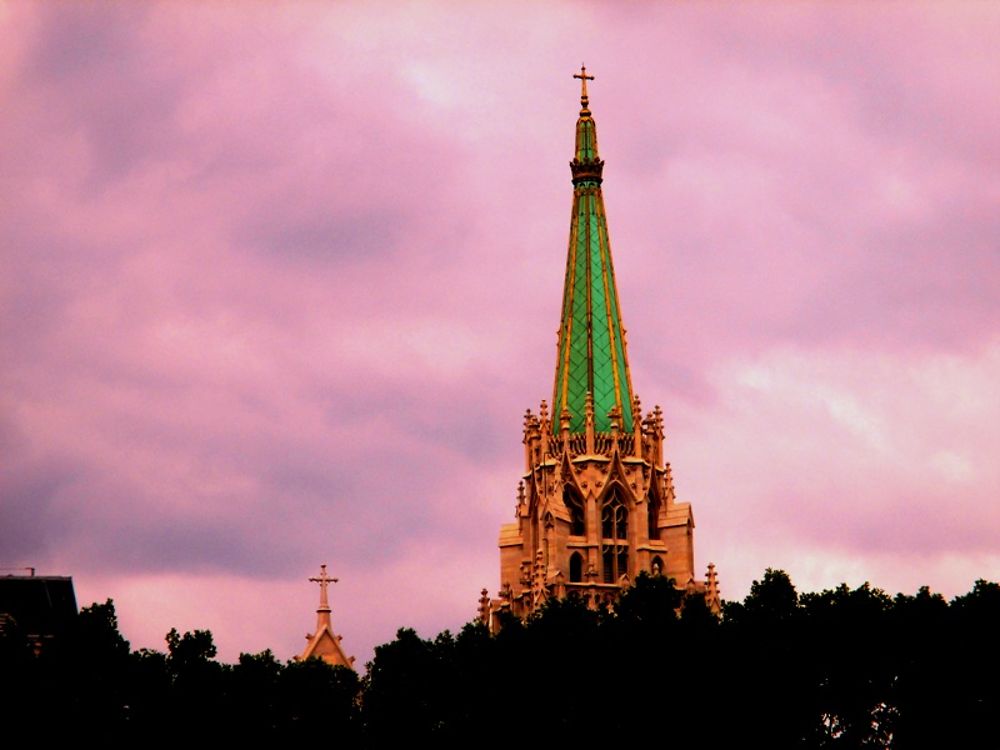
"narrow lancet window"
647,487,661,541
651,555,664,576
565,486,585,536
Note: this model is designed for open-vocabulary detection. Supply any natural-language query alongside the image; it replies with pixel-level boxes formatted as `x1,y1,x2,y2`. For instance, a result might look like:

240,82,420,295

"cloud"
1,2,998,663
671,340,1000,599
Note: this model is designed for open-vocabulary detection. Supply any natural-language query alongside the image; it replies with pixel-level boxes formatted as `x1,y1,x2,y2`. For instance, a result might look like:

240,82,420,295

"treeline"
2,571,998,747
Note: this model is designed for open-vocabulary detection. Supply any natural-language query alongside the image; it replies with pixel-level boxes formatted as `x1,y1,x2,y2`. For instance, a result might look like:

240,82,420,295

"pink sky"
2,3,998,665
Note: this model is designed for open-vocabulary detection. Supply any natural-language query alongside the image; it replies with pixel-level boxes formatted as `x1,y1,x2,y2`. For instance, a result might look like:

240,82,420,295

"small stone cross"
309,564,338,611
574,64,595,102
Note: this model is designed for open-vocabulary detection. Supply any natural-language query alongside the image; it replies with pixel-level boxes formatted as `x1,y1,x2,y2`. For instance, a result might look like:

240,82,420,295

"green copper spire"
552,66,635,435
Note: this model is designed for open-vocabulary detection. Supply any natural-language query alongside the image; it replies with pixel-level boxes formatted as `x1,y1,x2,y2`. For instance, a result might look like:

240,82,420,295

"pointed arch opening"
651,555,664,576
601,488,627,540
569,552,584,583
601,486,628,583
564,486,585,536
647,485,661,541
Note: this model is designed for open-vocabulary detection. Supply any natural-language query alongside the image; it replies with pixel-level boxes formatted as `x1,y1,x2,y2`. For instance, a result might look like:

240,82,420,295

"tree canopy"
2,573,997,747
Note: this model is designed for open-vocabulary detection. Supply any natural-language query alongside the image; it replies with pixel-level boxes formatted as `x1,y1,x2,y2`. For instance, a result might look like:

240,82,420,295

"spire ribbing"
552,68,634,434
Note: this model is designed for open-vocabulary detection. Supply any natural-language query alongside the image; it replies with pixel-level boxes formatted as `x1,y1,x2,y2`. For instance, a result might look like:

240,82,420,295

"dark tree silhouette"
4,574,998,747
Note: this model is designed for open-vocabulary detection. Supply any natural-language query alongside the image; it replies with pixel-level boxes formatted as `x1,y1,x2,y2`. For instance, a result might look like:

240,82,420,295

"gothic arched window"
601,488,628,583
602,546,629,584
651,555,664,576
569,552,584,583
647,486,661,541
602,490,627,540
564,486,585,536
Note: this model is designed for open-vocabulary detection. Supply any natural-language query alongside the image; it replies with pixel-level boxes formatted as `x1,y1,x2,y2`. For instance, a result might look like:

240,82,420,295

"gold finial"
573,64,595,112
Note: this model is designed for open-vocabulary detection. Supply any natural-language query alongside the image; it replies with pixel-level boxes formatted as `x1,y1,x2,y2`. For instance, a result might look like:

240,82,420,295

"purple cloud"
2,3,998,663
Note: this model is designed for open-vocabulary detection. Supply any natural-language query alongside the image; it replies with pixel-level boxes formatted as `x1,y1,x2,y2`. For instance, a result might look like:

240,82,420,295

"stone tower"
491,68,719,622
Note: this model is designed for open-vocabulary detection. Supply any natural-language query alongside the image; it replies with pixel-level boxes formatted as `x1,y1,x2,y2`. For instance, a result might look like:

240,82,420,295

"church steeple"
297,564,355,669
491,72,716,628
553,66,635,434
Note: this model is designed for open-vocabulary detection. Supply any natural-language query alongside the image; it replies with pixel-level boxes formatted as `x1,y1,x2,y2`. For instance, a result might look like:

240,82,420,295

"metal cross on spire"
573,63,595,109
309,564,338,612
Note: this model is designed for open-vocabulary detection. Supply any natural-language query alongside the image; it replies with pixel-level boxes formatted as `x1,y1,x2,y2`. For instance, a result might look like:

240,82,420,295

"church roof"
552,67,635,434
298,565,355,670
